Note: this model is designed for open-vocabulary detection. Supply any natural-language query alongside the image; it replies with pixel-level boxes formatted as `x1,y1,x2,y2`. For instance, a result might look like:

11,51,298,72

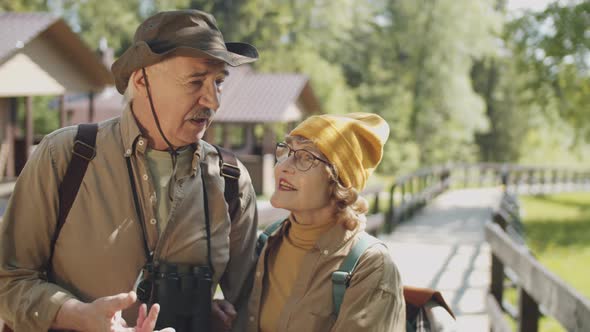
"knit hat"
289,113,390,191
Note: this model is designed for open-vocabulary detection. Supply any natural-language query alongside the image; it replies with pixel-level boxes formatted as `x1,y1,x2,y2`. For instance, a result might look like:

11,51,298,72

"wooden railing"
360,184,386,235
385,166,451,231
485,192,590,332
455,163,590,194
258,163,590,235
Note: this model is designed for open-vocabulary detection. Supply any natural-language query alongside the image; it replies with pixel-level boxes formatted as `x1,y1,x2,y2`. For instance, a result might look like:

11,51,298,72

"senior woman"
242,113,405,332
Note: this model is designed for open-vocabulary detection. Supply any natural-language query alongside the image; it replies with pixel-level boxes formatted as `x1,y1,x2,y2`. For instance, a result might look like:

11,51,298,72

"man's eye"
216,79,225,85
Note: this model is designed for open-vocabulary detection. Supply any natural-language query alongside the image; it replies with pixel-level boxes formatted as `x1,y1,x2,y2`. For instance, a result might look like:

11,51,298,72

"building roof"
0,12,56,62
66,65,321,124
0,12,113,96
215,66,320,123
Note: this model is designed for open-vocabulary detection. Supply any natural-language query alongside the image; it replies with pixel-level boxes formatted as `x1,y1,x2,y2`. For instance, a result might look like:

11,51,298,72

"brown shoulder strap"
1,321,13,332
212,145,241,221
404,286,455,320
48,123,98,270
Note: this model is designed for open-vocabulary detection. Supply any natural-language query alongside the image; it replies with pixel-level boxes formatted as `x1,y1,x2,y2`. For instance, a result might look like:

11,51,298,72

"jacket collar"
120,103,143,157
315,217,361,256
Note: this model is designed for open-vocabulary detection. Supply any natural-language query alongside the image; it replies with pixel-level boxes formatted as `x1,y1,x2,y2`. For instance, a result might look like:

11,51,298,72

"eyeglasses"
275,142,334,172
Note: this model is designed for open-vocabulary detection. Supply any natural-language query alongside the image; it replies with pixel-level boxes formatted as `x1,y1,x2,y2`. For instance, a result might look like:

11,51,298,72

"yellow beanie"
289,112,390,191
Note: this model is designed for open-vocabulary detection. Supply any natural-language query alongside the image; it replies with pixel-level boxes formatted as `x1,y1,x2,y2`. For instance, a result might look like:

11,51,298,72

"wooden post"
59,95,66,127
203,123,217,143
25,96,33,158
5,98,16,178
88,92,95,123
479,167,485,187
464,165,469,187
387,184,397,232
519,288,540,332
222,125,231,149
528,169,535,194
400,183,406,222
262,125,276,155
501,169,509,192
490,254,504,308
373,191,380,214
244,124,255,154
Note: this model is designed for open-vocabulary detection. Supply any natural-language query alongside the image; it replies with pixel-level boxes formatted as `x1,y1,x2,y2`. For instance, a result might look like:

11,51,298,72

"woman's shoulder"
349,233,403,292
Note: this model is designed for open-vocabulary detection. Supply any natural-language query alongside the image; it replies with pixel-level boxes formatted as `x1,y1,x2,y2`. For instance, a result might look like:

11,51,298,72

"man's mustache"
184,109,214,121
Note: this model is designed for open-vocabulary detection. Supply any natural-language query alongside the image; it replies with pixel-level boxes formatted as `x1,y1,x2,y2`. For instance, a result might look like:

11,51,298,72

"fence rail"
486,222,590,331
258,163,590,235
485,192,590,332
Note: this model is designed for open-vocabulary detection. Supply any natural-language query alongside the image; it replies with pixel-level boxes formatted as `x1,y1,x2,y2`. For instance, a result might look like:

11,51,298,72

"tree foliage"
505,1,590,143
2,0,589,171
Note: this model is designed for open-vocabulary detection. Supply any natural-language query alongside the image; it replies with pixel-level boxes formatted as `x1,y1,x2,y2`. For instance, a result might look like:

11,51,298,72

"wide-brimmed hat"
111,9,259,94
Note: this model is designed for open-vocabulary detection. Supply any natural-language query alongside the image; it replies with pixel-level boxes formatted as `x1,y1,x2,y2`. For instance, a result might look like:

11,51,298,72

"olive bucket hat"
111,9,259,94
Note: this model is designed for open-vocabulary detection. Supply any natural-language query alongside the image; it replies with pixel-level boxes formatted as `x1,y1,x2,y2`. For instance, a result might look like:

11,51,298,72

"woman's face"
270,140,334,215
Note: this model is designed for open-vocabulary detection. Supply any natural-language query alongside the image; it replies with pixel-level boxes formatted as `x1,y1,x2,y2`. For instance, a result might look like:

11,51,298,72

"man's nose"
198,81,221,111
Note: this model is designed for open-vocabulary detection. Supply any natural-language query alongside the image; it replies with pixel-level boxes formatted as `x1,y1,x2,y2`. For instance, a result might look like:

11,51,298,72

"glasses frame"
275,142,336,174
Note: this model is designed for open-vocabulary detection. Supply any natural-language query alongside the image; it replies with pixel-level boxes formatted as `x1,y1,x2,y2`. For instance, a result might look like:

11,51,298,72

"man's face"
142,56,228,147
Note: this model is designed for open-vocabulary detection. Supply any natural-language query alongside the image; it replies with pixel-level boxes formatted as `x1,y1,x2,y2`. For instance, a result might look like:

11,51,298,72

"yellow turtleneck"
259,215,335,332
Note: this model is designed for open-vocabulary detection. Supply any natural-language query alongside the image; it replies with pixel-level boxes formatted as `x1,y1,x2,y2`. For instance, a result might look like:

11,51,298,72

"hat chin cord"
141,68,178,155
141,68,180,200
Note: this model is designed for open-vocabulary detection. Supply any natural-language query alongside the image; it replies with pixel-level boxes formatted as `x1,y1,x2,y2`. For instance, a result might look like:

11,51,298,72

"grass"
504,192,590,332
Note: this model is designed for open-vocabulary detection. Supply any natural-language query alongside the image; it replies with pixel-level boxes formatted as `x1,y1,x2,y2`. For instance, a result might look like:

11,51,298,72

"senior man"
0,9,258,331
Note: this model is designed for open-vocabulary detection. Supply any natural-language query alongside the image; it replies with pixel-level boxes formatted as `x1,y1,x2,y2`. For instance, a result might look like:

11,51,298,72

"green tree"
472,57,531,162
506,1,590,142
0,0,47,11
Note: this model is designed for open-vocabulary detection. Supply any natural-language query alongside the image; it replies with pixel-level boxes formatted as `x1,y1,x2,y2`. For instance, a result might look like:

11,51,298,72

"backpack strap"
48,123,98,270
256,219,285,256
332,232,382,316
212,145,241,220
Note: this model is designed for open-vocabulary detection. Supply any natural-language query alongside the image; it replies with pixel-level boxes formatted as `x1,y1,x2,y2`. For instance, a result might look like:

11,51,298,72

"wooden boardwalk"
380,187,504,331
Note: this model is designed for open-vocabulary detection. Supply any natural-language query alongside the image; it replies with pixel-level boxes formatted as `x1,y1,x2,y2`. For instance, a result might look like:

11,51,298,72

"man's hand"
211,299,237,332
53,291,175,331
84,291,138,331
135,303,175,332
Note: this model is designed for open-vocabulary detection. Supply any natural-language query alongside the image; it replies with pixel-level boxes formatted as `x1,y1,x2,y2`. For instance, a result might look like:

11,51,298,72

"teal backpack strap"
256,219,285,255
332,232,382,316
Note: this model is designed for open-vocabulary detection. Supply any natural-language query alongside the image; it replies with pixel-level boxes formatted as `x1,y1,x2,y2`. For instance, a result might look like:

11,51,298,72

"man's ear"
131,69,147,95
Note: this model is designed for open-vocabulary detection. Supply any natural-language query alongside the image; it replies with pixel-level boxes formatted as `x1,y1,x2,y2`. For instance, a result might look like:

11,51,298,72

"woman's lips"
278,178,297,191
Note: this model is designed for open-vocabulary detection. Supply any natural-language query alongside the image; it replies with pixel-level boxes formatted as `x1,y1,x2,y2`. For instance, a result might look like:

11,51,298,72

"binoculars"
137,262,212,331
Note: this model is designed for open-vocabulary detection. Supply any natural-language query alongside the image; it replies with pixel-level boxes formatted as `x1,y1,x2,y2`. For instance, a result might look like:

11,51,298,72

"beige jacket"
0,107,258,331
243,219,406,332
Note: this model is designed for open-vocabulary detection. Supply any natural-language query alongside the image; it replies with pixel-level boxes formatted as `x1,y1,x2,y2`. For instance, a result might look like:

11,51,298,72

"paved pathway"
379,188,504,331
